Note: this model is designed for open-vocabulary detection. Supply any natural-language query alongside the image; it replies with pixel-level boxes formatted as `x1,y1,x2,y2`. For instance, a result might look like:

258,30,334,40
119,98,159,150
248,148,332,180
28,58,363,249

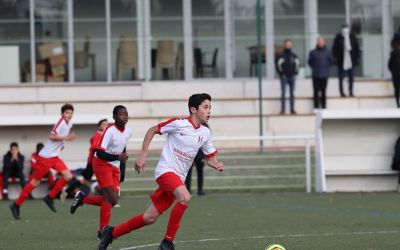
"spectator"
388,39,400,108
2,142,26,200
30,142,55,188
185,149,206,196
308,36,334,109
276,39,300,115
332,24,361,97
391,26,400,49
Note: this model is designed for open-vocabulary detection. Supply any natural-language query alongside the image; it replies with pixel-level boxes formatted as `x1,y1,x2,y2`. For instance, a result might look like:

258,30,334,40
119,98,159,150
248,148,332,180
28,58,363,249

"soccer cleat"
98,226,114,250
97,232,102,240
43,195,57,213
158,239,175,250
9,202,20,220
70,191,85,214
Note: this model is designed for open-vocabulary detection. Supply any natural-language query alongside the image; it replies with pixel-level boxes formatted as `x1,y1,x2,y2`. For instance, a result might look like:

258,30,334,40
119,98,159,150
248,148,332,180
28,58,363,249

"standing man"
2,142,26,200
98,93,224,250
388,39,400,108
308,36,334,109
70,107,131,239
9,104,76,219
332,24,360,97
276,39,300,115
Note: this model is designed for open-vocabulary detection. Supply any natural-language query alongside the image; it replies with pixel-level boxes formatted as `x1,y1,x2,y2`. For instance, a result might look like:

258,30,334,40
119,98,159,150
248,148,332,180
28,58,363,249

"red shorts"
150,172,184,214
32,156,68,180
92,157,120,192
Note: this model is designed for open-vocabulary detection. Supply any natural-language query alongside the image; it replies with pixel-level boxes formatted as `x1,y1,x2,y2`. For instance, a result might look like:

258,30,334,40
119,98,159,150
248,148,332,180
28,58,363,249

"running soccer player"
65,119,109,196
9,104,76,219
70,106,131,239
98,93,224,250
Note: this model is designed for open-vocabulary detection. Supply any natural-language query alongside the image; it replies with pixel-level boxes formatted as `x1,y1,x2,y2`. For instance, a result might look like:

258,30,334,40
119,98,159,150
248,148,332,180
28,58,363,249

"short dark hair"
36,142,44,153
10,142,18,148
97,119,108,127
283,39,292,44
113,105,126,115
61,103,74,113
188,93,211,114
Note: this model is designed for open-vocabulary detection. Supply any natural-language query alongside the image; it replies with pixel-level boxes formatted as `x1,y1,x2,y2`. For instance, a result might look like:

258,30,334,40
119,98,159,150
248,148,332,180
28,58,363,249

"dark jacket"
388,48,400,81
331,33,361,67
3,151,25,171
275,49,300,77
391,31,400,49
308,46,333,78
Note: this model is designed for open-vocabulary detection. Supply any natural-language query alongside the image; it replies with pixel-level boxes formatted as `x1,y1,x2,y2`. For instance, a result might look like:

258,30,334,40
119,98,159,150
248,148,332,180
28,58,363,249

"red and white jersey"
94,124,132,168
155,118,218,181
39,118,73,158
87,131,103,164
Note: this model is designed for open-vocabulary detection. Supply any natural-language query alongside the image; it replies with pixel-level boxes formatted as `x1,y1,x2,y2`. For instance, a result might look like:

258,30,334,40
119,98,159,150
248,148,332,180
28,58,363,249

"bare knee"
143,211,159,225
31,179,40,187
62,171,73,182
176,192,191,205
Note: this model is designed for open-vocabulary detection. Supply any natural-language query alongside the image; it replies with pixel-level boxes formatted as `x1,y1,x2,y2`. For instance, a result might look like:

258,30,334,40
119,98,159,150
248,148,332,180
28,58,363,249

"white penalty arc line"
119,230,400,250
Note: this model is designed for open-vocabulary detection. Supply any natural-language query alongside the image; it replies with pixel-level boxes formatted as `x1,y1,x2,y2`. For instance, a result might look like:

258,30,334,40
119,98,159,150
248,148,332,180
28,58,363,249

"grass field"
1,192,400,250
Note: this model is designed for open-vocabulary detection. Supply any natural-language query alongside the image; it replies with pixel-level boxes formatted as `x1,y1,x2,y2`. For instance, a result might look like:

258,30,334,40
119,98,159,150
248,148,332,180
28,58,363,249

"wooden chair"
116,35,137,80
74,35,96,80
156,40,175,80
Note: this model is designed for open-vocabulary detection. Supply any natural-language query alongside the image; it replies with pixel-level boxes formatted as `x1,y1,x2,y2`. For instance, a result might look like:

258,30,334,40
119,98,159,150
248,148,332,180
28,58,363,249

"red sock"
165,203,188,242
112,214,145,238
83,195,103,206
100,202,113,232
15,183,35,206
48,178,67,198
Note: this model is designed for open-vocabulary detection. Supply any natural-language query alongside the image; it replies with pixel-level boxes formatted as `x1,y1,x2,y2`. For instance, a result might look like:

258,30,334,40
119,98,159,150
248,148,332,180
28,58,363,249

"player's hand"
66,132,76,141
212,162,224,172
135,155,146,174
118,152,129,163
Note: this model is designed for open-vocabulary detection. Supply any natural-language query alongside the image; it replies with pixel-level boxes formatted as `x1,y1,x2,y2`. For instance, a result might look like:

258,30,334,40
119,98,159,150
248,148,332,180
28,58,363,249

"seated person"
2,142,26,200
29,142,55,189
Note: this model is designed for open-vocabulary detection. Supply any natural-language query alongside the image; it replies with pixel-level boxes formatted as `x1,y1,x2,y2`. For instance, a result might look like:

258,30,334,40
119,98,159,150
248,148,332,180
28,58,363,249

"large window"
392,0,400,40
151,0,183,80
233,0,265,78
274,0,306,78
192,0,225,79
0,0,30,83
74,0,107,82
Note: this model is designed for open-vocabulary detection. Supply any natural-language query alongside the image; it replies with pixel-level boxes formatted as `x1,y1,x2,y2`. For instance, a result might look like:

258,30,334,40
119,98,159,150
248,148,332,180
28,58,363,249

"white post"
144,0,151,81
136,0,145,80
183,0,193,80
345,0,351,25
224,0,233,79
67,0,74,83
265,0,274,80
304,0,318,77
30,0,36,83
105,0,112,83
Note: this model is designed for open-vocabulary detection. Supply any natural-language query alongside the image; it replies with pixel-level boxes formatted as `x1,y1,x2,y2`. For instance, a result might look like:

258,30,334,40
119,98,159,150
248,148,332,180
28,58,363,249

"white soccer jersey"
94,124,132,168
39,118,73,158
155,118,218,181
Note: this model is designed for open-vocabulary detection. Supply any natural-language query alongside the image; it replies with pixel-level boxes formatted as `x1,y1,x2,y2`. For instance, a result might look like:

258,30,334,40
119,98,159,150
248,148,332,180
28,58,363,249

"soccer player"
70,106,131,239
9,104,76,219
98,93,224,250
29,142,55,188
64,119,109,196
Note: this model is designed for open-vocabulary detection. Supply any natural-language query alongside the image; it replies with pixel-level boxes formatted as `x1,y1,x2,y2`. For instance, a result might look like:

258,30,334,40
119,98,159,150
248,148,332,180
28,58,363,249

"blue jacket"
308,46,333,78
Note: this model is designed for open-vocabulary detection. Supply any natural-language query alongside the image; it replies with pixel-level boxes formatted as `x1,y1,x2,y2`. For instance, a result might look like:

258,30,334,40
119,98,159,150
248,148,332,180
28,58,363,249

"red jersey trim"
205,150,218,158
51,117,63,135
97,124,114,150
157,118,178,135
186,118,201,129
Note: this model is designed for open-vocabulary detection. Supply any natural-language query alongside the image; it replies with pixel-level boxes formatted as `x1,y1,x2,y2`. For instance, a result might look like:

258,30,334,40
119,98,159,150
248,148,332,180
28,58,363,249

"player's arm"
135,125,158,173
206,156,224,172
119,148,127,182
49,132,76,141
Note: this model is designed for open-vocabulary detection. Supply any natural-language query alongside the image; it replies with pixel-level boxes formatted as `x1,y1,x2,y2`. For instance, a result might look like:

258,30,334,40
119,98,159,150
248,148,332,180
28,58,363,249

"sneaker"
113,203,121,208
197,191,206,196
98,226,114,250
9,202,20,220
43,195,57,213
97,231,102,240
70,191,85,214
158,239,175,250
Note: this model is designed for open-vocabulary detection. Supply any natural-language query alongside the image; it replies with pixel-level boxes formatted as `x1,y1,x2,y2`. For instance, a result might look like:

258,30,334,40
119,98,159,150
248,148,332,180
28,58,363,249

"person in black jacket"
388,40,400,108
332,24,360,97
308,36,334,109
2,142,26,200
185,149,206,196
276,39,300,115
391,27,400,49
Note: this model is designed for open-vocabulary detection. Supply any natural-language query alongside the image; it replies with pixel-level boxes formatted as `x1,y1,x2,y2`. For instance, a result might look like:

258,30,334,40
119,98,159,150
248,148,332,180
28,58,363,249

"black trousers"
393,78,400,108
2,165,26,191
185,157,204,194
312,77,328,109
